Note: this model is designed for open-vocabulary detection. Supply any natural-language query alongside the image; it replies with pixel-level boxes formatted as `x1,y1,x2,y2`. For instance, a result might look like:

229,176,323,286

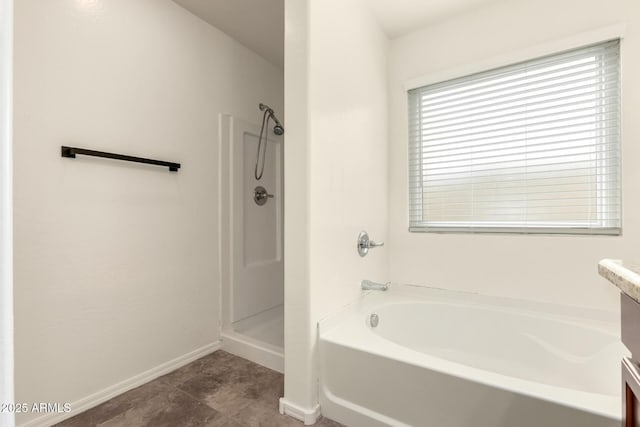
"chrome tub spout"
361,280,389,291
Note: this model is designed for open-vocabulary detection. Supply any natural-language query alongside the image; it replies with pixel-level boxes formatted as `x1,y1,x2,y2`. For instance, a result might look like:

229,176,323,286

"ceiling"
173,0,284,68
172,0,500,68
366,0,502,39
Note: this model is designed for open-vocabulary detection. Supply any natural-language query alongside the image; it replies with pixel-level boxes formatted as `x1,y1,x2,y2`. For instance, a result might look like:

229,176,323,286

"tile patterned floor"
54,351,344,427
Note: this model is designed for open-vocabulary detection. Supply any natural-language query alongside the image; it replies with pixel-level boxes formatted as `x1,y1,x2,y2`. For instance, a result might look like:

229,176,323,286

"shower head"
258,103,284,136
270,114,284,135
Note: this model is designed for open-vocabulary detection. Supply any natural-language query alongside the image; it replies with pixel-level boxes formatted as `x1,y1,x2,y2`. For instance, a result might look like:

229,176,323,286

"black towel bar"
61,146,180,172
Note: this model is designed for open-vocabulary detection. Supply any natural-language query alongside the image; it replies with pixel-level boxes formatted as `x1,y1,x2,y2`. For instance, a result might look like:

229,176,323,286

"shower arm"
259,103,283,128
269,112,282,128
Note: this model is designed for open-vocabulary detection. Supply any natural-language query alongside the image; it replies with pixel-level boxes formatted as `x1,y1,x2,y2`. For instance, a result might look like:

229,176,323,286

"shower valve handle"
254,186,274,206
357,231,384,257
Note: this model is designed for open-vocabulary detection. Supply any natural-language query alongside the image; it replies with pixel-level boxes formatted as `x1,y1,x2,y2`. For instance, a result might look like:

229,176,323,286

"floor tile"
316,416,346,427
159,351,244,388
175,352,282,416
54,379,169,427
99,388,225,427
54,351,345,427
228,400,304,427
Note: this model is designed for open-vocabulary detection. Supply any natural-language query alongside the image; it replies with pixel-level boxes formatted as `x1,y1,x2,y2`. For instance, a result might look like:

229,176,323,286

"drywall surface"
388,0,640,311
282,0,314,413
0,0,13,426
13,0,282,424
283,0,389,414
307,0,389,326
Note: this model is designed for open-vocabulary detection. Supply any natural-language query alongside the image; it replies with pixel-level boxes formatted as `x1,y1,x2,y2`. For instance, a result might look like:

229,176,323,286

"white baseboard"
279,397,321,425
19,341,221,427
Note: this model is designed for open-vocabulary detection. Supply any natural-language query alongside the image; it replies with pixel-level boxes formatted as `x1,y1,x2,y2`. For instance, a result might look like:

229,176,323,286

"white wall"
13,0,283,424
283,0,313,412
388,0,640,311
0,0,13,426
283,0,389,416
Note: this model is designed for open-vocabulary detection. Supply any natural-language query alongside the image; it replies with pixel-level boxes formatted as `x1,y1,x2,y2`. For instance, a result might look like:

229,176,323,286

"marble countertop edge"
598,258,640,304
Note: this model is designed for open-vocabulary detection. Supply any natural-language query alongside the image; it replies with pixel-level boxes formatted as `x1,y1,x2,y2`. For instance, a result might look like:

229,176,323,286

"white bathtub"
318,285,627,427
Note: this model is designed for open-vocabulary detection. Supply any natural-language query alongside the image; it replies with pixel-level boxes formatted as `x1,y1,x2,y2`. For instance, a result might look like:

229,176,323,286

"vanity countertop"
599,259,640,304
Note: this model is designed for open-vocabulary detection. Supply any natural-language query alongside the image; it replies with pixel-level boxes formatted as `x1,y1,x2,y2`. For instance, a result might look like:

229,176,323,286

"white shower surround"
218,114,284,373
319,285,625,427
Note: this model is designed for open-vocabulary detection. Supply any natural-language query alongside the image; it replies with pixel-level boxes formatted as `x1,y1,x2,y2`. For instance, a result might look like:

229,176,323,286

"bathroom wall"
388,0,640,311
282,0,313,413
0,0,13,426
13,0,283,425
283,0,389,415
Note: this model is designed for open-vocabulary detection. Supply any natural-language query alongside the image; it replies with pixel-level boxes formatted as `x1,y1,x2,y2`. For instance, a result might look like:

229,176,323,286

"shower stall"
218,106,284,372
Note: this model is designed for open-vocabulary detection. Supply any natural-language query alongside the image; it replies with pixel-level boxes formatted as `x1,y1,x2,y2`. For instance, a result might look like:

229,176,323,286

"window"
408,40,621,234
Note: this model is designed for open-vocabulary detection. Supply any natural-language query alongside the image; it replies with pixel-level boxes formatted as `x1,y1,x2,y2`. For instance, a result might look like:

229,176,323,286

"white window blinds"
408,39,621,234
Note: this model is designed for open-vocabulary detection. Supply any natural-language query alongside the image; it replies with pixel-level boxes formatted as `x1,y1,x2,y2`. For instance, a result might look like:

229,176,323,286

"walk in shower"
218,105,284,372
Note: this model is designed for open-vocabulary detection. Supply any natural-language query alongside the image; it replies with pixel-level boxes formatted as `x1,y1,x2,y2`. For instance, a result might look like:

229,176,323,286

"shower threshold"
222,304,284,373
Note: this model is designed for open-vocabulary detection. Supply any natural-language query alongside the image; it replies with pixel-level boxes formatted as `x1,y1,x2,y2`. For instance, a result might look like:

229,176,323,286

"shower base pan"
222,304,284,373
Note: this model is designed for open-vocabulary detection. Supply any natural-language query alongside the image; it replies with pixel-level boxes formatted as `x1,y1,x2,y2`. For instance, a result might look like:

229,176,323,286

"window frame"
407,39,622,235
